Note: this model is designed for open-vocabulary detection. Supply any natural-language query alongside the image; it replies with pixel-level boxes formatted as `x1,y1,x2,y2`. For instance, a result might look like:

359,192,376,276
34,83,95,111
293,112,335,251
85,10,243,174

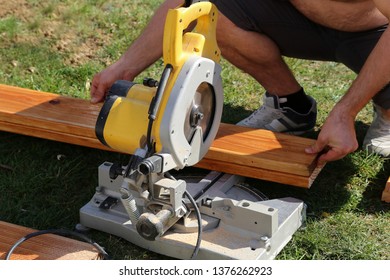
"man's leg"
215,13,317,133
216,14,301,96
211,0,328,133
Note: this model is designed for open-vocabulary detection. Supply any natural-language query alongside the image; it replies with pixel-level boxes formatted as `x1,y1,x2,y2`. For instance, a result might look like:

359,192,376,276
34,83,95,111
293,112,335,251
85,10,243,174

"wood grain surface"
0,84,323,187
0,221,99,260
382,177,390,203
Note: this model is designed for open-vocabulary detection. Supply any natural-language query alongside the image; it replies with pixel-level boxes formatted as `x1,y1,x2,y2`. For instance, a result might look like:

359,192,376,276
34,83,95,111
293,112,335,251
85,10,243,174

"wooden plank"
197,157,323,188
0,84,322,187
204,123,317,177
0,221,99,260
382,177,390,203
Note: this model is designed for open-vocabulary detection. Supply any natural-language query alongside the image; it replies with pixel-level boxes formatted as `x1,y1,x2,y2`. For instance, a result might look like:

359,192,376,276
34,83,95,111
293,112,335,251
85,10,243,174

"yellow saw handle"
163,1,220,67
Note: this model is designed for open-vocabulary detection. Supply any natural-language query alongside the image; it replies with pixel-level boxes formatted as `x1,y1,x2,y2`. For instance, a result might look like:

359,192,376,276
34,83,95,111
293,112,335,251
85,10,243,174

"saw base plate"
79,163,305,260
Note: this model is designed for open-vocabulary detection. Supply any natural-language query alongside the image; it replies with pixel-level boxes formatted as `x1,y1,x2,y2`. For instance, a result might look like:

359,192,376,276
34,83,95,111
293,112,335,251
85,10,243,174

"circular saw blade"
184,82,216,142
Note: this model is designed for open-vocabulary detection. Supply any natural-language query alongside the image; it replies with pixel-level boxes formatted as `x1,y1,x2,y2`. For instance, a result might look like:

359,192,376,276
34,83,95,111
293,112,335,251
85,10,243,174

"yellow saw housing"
95,82,156,152
95,2,222,169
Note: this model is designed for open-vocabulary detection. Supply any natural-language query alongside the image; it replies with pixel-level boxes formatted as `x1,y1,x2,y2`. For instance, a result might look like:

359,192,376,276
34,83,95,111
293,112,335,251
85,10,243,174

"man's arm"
90,0,183,103
306,0,390,163
336,0,390,116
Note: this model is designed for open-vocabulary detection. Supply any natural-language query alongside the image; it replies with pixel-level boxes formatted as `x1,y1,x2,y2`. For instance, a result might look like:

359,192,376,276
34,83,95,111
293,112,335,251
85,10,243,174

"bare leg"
216,13,301,96
216,13,316,133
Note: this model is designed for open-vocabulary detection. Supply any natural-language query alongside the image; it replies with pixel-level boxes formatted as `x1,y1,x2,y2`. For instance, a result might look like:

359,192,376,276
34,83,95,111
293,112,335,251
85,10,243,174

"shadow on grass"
247,156,358,218
359,163,390,213
221,103,253,125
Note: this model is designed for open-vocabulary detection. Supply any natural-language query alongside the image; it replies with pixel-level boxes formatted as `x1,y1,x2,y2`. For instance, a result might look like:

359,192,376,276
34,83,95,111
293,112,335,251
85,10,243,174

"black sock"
279,88,312,114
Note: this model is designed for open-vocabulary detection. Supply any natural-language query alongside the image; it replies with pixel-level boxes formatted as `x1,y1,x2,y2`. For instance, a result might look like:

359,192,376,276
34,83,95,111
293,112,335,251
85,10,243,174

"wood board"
0,84,323,188
0,221,99,260
382,177,390,203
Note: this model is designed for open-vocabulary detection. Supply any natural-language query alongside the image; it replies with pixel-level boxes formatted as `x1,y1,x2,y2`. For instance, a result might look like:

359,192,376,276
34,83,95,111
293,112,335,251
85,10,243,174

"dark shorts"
211,0,390,108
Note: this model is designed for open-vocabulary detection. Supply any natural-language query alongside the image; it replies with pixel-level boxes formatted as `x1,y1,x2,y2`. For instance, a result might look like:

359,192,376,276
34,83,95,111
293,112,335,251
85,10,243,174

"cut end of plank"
382,177,390,203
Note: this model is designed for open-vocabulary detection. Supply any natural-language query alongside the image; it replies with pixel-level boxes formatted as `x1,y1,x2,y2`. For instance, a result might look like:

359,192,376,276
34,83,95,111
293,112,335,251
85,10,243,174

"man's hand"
90,61,133,103
305,108,358,165
90,0,181,103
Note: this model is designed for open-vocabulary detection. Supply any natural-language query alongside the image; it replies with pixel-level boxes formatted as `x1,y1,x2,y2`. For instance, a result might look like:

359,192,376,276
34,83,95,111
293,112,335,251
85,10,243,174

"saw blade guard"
153,1,222,169
158,55,222,169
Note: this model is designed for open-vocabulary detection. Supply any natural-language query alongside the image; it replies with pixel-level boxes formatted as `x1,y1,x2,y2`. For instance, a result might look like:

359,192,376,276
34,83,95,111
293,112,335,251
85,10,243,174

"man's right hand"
90,61,134,103
90,0,182,103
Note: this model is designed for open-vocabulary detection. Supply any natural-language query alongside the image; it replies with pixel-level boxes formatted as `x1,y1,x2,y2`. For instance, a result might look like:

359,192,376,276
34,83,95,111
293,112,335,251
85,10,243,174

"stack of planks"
0,221,99,260
382,177,390,203
0,84,322,188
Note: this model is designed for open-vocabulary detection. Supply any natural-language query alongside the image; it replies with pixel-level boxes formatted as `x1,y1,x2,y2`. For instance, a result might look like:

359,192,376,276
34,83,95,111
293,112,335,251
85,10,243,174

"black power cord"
184,190,203,259
5,228,110,260
165,172,203,260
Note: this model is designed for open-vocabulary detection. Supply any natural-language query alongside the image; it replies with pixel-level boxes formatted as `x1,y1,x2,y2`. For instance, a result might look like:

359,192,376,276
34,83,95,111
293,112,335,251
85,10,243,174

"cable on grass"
5,228,110,260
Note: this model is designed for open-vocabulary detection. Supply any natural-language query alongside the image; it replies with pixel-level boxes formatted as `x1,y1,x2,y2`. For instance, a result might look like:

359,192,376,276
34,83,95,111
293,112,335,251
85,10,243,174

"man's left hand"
305,109,359,165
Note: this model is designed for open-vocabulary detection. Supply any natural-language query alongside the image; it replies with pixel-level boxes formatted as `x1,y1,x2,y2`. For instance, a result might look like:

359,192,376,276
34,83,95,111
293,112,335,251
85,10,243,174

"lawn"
0,0,389,260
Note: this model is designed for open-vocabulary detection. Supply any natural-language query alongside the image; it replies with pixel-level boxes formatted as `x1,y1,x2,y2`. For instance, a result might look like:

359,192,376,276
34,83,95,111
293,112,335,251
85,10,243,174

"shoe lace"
244,105,285,124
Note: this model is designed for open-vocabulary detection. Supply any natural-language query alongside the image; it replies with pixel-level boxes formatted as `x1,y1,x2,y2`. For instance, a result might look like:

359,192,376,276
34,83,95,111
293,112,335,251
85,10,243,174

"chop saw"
79,1,305,260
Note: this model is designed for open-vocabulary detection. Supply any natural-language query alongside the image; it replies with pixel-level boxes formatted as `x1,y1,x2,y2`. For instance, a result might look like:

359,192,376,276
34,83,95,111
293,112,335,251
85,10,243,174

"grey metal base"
79,163,305,260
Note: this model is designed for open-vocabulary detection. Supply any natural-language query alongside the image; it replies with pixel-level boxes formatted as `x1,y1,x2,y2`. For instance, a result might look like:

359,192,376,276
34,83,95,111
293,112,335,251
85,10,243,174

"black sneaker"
237,92,317,135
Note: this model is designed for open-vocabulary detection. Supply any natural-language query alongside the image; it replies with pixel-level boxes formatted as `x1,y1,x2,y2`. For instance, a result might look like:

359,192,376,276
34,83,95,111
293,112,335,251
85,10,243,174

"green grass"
0,0,389,260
